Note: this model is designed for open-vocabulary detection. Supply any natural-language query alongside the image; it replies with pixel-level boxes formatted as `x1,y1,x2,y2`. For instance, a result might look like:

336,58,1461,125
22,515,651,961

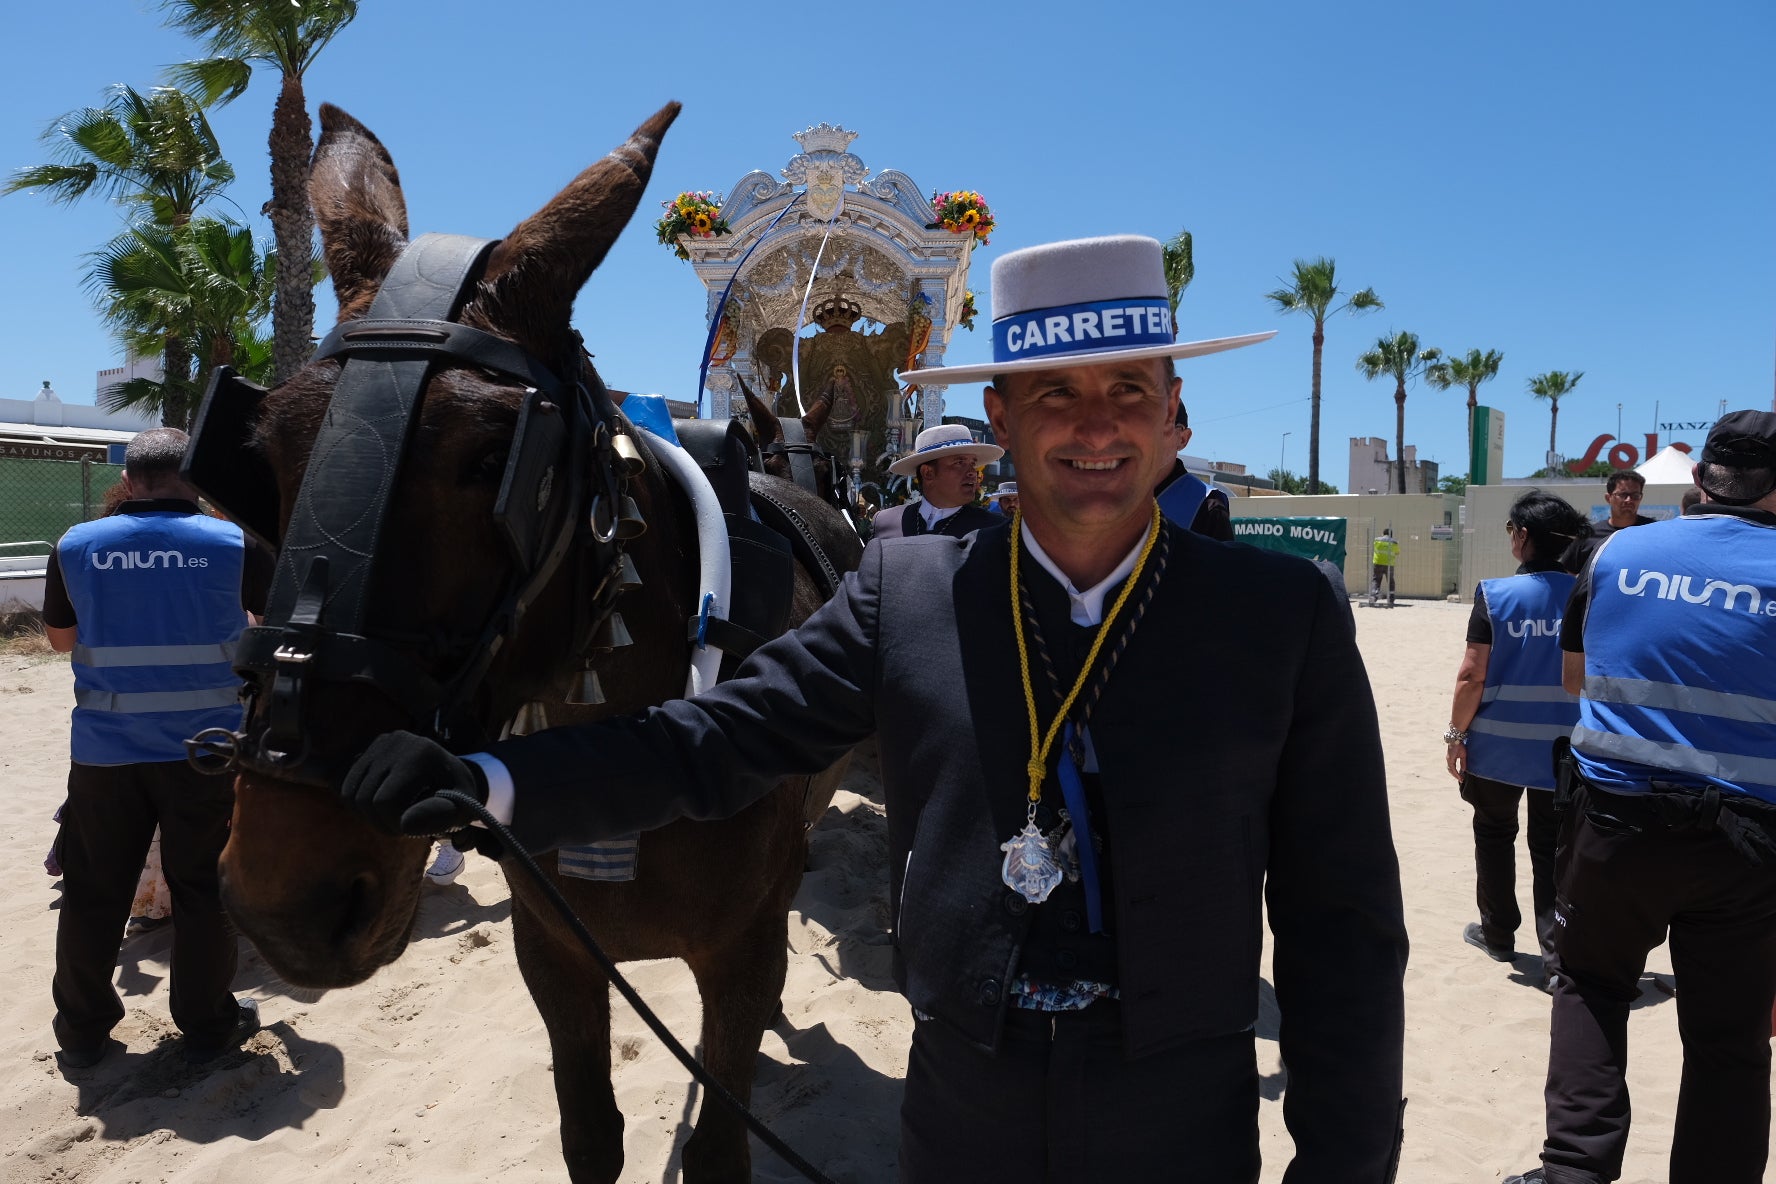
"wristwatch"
1443,726,1470,745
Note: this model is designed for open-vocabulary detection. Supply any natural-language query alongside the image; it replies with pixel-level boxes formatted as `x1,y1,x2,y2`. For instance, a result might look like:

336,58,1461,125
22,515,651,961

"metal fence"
0,457,125,607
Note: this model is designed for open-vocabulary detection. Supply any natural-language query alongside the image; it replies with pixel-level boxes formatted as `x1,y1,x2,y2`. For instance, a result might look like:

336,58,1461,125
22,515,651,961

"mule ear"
737,375,779,443
308,104,410,321
802,391,835,437
466,103,681,354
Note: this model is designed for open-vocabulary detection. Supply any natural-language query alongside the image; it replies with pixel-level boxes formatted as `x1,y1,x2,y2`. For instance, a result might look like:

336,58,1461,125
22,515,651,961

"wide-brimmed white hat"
887,423,1005,478
985,481,1019,501
900,235,1274,386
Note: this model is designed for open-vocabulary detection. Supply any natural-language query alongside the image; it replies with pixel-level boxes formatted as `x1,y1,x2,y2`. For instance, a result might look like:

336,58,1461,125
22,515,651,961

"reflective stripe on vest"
1466,572,1578,789
71,639,238,668
74,685,242,713
1574,514,1776,802
58,510,247,765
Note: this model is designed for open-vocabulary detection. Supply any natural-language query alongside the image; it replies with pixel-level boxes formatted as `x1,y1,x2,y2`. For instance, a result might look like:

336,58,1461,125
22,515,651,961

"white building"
1349,436,1439,495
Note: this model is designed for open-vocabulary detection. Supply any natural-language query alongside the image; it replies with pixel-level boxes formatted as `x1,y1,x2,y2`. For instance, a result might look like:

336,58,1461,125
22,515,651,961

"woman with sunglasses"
1445,490,1590,989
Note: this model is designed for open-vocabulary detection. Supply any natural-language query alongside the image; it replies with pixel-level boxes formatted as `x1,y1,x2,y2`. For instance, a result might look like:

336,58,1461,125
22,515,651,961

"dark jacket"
490,518,1407,1177
866,499,1000,541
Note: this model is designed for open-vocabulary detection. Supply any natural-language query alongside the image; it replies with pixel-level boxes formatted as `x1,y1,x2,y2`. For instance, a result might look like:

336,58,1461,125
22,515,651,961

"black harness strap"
749,474,844,601
267,234,499,632
776,419,820,494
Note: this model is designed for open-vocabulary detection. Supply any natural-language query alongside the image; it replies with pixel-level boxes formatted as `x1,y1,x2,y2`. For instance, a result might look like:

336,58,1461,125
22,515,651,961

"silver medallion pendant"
1001,821,1064,903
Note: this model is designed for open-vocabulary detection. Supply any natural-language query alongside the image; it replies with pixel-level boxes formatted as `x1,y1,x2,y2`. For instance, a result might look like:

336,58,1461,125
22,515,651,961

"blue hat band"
993,297,1173,365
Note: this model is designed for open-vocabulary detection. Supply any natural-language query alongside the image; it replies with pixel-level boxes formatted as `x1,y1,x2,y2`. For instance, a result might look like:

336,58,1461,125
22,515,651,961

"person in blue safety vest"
1444,491,1590,990
41,428,269,1070
1502,410,1776,1184
1152,401,1232,539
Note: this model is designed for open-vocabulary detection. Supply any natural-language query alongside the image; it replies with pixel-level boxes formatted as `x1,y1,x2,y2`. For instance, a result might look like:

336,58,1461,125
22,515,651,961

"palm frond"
166,56,254,107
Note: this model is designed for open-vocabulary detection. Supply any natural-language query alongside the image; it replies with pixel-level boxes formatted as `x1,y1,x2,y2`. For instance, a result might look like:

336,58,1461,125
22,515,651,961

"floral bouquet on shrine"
958,290,979,332
656,191,731,260
927,190,995,245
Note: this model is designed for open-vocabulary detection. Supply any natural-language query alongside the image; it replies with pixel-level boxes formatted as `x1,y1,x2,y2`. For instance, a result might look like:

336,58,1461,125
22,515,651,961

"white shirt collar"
918,501,963,529
1019,519,1152,626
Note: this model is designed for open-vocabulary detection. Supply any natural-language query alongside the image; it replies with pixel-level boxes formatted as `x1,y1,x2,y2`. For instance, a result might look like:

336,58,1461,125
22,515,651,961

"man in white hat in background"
986,480,1019,516
867,423,1004,541
341,235,1408,1181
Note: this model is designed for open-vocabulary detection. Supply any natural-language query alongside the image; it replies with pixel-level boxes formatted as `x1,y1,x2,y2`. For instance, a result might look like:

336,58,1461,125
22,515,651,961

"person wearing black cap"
1503,410,1776,1184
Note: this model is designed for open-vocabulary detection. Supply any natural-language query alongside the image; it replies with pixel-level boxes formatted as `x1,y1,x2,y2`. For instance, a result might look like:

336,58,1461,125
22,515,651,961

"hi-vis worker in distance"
1369,528,1399,606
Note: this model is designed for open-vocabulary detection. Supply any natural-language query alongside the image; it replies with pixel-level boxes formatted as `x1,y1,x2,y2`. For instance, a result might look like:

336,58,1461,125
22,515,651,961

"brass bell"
591,611,633,650
510,701,549,736
613,495,648,540
610,433,646,479
565,667,606,706
615,553,643,590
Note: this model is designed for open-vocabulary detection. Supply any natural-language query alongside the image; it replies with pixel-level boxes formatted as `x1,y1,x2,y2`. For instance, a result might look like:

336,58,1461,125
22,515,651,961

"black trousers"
52,760,241,1052
1540,793,1776,1184
1460,774,1558,956
898,1001,1260,1183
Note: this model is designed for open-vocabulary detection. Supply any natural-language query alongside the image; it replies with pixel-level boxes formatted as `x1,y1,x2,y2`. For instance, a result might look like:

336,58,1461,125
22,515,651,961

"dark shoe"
182,998,260,1065
1502,1169,1546,1183
1463,922,1515,962
55,1037,121,1070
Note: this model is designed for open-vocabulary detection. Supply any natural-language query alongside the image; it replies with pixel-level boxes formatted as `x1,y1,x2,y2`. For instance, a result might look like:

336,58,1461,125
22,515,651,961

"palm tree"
1356,331,1443,494
1265,258,1383,492
1162,228,1194,322
1528,370,1584,465
1425,348,1504,478
163,0,358,383
6,84,234,427
88,217,274,429
3,84,233,228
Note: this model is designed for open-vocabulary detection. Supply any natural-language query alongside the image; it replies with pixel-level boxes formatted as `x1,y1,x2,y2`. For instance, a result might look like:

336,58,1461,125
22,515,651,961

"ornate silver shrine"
676,124,980,488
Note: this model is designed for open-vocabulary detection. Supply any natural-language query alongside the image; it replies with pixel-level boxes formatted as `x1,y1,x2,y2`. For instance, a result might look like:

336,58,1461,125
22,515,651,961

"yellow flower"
961,209,979,226
692,212,712,233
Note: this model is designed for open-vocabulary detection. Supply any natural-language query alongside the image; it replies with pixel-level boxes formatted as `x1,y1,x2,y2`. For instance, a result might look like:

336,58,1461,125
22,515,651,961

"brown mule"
214,102,859,1183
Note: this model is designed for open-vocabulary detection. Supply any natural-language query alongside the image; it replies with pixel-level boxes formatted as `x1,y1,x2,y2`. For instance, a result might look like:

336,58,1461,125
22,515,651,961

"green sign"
1231,516,1347,565
1471,405,1506,485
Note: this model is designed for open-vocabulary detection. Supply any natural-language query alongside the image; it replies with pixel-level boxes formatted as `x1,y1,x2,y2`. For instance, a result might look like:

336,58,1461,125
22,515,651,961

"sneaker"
425,843,466,886
1463,922,1515,963
183,998,260,1065
1502,1170,1546,1183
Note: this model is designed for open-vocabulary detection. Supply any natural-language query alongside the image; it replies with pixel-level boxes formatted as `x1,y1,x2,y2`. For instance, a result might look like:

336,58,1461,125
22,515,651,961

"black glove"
341,731,489,837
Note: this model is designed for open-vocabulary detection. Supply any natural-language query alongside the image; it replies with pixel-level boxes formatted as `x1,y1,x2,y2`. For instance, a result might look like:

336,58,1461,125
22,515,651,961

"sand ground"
0,600,1708,1183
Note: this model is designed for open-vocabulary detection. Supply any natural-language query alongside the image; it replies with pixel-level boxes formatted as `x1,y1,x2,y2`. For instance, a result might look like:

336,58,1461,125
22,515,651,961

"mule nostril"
330,871,380,948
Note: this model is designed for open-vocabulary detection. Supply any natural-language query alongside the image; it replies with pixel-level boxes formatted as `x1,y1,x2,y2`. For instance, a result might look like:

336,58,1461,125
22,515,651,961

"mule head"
212,101,680,988
739,374,839,502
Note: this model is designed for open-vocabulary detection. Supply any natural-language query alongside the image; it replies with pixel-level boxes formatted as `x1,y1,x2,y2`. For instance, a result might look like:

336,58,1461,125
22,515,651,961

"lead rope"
435,791,836,1184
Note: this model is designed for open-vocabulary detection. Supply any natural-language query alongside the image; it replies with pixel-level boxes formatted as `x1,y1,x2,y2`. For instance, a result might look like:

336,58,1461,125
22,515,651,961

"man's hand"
1446,741,1467,781
342,732,488,836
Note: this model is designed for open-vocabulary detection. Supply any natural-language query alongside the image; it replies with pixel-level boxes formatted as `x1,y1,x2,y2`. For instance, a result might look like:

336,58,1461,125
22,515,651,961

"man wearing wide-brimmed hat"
342,235,1408,1182
868,423,1003,541
985,479,1019,515
1504,410,1776,1184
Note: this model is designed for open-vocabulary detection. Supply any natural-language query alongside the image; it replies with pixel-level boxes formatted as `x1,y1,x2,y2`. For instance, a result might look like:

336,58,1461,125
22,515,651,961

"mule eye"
472,450,509,483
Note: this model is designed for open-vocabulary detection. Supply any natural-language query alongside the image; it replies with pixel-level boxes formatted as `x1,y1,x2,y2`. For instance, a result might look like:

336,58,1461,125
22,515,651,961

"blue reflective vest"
57,510,247,765
1573,513,1776,803
1466,571,1579,790
1157,470,1227,532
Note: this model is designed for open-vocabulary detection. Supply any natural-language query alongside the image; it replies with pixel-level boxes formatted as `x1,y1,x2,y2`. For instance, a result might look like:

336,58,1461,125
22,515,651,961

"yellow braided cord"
1010,501,1163,804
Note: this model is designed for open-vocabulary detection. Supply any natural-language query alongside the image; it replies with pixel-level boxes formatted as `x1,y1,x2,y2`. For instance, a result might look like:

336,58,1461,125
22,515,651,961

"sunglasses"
1504,522,1520,535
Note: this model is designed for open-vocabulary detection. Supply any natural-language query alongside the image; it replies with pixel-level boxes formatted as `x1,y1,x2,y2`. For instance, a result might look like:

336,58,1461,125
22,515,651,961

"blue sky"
3,1,1772,484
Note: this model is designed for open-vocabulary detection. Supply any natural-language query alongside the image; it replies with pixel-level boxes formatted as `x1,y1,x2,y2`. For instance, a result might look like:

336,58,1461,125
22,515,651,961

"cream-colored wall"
1229,493,1465,599
1456,481,1694,600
